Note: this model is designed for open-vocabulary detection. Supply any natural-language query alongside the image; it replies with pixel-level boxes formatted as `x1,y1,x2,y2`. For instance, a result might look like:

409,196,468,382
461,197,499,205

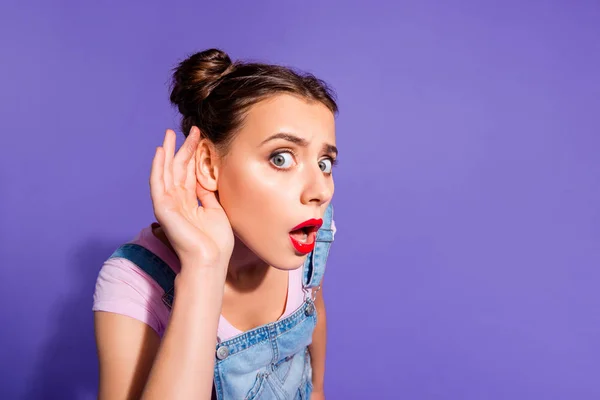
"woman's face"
216,93,337,270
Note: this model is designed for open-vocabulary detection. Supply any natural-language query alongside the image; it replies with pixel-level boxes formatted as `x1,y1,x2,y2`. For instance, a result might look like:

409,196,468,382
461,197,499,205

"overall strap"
109,243,176,308
302,203,335,293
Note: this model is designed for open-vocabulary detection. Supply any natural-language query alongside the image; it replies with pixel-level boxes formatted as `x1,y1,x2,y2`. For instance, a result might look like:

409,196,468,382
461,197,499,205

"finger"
184,151,198,206
162,129,176,190
196,182,222,210
150,146,165,203
173,127,200,185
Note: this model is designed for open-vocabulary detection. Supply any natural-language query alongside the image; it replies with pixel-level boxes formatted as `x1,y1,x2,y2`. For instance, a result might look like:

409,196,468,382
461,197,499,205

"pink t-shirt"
92,224,311,341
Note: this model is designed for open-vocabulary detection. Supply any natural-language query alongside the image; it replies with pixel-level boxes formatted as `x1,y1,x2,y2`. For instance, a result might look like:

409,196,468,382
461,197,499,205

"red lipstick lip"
290,218,323,232
290,235,315,254
289,218,322,254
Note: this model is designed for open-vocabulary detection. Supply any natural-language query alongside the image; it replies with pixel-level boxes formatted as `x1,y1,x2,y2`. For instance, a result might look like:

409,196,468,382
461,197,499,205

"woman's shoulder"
92,223,174,337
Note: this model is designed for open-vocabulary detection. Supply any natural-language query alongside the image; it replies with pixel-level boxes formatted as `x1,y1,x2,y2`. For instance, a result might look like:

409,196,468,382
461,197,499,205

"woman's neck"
225,235,270,292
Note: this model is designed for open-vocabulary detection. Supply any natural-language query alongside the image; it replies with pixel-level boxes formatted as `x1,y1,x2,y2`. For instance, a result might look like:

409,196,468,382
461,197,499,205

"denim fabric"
109,203,334,399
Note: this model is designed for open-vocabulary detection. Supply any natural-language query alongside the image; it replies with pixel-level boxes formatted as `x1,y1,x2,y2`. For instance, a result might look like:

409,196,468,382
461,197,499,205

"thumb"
196,182,222,210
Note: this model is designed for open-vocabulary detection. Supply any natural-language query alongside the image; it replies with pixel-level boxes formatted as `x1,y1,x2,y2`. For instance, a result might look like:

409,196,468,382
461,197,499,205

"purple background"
1,1,599,399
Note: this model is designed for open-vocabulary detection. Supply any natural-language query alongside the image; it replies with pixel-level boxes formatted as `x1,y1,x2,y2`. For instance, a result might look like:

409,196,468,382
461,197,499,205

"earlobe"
195,137,219,192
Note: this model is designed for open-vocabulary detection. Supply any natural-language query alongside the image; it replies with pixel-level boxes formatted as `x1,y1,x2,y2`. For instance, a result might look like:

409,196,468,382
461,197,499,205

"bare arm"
308,285,327,394
95,265,225,400
94,312,160,400
142,267,225,398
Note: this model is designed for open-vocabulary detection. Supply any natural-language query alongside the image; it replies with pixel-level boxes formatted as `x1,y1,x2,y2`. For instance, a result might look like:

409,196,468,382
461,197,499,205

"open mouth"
289,218,323,254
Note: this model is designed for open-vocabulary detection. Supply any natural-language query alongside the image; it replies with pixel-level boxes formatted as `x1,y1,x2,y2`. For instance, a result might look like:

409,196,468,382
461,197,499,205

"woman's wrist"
170,261,227,330
176,258,227,300
176,261,226,289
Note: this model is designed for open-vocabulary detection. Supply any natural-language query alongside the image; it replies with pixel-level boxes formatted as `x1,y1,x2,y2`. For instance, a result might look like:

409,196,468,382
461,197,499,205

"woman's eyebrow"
260,132,308,146
323,144,338,156
260,132,338,156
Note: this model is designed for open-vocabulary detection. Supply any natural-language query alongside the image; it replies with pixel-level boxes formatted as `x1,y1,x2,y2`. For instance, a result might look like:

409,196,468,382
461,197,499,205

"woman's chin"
260,251,307,271
240,236,308,271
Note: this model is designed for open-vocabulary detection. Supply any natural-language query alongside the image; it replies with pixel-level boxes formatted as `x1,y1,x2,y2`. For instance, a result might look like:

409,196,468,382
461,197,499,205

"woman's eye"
319,158,333,173
270,152,294,169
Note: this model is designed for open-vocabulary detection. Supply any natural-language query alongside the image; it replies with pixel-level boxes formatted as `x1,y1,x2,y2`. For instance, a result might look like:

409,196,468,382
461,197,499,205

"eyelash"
269,149,338,173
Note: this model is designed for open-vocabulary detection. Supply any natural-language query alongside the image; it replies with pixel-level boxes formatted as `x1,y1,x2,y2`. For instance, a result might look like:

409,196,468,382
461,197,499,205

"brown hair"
169,48,338,152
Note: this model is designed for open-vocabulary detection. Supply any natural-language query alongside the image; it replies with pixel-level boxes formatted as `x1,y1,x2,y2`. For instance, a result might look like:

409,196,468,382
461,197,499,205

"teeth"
299,231,308,243
291,228,309,243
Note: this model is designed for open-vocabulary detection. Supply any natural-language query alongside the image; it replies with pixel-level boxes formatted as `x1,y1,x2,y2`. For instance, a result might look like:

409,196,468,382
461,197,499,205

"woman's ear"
194,128,219,192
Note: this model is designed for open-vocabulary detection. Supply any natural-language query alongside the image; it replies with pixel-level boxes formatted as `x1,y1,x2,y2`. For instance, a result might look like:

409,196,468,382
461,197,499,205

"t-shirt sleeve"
92,256,170,337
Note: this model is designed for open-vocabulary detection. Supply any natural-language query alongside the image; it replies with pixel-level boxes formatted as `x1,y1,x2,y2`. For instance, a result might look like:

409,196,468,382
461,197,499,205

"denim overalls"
109,204,334,399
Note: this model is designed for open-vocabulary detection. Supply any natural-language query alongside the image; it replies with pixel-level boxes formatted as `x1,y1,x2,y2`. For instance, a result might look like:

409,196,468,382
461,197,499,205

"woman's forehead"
238,94,336,145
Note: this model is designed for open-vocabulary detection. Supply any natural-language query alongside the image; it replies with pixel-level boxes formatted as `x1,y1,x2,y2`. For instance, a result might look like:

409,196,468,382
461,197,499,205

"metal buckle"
311,285,321,302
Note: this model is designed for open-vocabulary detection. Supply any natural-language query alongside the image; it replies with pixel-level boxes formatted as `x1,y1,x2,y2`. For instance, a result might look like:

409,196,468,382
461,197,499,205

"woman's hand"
149,127,234,269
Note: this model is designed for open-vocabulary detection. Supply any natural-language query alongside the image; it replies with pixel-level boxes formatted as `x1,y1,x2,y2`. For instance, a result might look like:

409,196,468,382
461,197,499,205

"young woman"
93,48,338,400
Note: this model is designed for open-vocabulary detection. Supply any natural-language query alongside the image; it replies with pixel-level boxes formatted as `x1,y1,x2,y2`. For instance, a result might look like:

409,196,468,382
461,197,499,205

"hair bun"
170,48,235,117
